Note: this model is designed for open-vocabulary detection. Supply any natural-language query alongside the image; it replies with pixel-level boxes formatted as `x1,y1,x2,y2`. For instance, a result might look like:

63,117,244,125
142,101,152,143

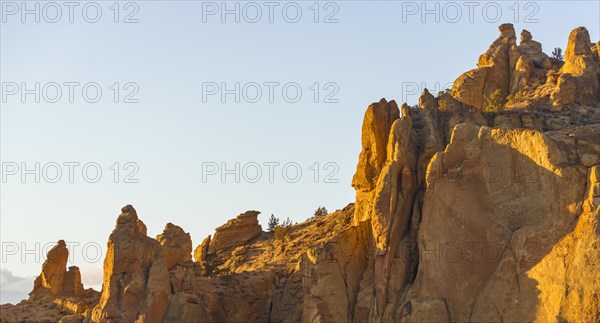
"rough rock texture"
557,27,600,106
188,204,360,322
62,266,85,298
300,220,371,322
207,210,262,255
451,24,599,112
156,223,193,268
352,98,400,224
31,240,69,297
156,223,205,322
193,235,211,263
31,241,99,311
519,29,549,68
329,24,599,323
451,23,518,110
404,124,592,321
88,205,171,323
1,241,99,323
2,24,600,323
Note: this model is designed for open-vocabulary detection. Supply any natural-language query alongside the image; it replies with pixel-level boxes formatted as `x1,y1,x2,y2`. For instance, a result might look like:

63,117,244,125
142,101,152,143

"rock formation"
87,205,171,322
157,223,193,269
450,23,600,112
451,23,518,110
156,223,205,322
555,27,600,106
1,241,99,322
193,235,211,263
30,240,70,298
2,24,599,323
207,210,262,255
352,98,400,224
29,241,99,313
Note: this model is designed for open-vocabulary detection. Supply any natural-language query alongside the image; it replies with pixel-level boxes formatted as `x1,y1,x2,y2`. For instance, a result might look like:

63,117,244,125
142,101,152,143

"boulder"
556,27,600,105
552,73,577,107
518,29,548,67
208,211,262,255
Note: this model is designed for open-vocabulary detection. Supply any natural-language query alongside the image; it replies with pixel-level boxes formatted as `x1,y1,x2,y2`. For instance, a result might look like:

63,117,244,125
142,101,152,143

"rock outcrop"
156,223,205,322
451,23,599,112
555,27,600,106
88,205,170,322
1,241,99,323
157,223,193,269
207,210,262,255
352,98,400,224
29,241,99,311
403,124,592,321
2,24,599,323
451,23,518,110
61,266,85,297
30,240,70,298
193,235,211,263
312,24,599,323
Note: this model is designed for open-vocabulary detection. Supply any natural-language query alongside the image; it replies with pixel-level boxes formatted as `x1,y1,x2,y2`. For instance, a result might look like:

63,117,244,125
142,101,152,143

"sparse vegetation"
552,47,564,61
506,92,524,106
267,214,279,232
307,206,329,221
486,89,506,112
314,207,328,217
274,217,292,242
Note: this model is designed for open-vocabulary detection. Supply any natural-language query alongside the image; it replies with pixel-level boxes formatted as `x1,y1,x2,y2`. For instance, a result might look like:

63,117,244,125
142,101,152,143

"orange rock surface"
2,24,599,323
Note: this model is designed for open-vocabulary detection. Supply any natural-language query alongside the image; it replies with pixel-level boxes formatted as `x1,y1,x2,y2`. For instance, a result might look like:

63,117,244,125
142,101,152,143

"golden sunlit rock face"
88,205,171,323
1,24,599,323
0,241,100,322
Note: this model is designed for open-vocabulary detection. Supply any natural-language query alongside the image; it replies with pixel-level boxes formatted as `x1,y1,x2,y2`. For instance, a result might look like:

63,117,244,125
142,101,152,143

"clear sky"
1,0,599,303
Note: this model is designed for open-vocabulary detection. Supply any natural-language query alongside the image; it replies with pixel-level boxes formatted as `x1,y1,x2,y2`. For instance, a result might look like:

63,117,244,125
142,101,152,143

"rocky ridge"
1,24,599,322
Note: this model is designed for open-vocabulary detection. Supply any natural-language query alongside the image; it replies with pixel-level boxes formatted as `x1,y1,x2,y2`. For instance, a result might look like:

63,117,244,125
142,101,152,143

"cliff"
1,24,599,323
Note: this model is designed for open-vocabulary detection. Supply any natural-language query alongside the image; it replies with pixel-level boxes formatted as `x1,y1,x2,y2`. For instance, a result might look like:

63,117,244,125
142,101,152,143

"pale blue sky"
1,0,599,302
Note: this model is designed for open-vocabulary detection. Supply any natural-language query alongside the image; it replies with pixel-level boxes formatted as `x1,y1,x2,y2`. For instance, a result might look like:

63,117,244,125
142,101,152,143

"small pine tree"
486,89,505,112
267,214,279,232
281,217,292,227
274,217,293,242
314,207,328,217
552,47,564,61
